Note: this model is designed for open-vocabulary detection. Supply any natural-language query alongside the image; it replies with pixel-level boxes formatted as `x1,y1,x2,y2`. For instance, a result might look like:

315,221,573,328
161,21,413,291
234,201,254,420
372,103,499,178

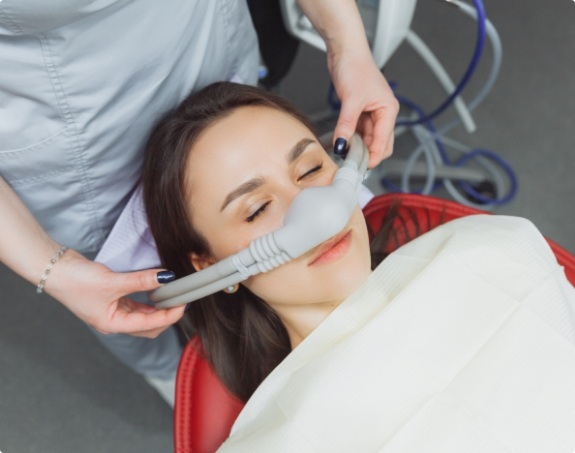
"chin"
326,266,371,301
247,229,371,306
304,256,371,304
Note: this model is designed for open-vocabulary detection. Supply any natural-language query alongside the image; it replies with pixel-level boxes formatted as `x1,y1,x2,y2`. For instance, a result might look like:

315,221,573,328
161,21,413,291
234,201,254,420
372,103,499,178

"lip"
308,230,352,266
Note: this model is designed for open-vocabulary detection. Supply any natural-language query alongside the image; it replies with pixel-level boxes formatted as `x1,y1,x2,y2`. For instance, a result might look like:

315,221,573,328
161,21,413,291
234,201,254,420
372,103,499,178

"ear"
190,252,216,272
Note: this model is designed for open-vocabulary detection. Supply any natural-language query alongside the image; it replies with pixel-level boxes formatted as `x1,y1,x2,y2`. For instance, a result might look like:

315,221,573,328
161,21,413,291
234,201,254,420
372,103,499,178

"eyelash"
246,201,271,223
298,163,323,181
245,163,324,223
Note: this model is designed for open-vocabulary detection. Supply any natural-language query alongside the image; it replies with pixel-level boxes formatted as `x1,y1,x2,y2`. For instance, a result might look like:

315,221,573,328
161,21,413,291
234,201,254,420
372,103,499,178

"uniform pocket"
0,125,97,252
0,126,75,188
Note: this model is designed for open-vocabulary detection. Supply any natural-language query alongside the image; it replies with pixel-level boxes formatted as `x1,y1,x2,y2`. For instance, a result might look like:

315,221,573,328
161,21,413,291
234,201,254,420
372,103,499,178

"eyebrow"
220,177,265,212
287,138,315,163
220,138,316,212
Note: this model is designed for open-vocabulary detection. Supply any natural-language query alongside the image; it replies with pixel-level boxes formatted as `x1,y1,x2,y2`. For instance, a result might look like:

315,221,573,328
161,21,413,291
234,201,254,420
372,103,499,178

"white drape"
219,215,575,453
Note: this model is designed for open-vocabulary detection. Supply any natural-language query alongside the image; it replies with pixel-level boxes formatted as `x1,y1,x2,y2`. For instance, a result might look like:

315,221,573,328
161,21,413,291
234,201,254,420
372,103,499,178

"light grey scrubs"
0,0,259,379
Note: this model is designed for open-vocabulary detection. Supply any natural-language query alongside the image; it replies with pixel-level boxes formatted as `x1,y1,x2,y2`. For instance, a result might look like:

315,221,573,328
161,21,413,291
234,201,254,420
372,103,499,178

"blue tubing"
395,0,487,127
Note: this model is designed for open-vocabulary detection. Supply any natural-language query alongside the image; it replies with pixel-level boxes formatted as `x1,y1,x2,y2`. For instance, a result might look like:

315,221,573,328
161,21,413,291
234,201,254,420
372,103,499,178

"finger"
366,107,397,167
333,94,363,146
105,300,186,335
356,112,373,146
358,113,388,169
114,268,175,296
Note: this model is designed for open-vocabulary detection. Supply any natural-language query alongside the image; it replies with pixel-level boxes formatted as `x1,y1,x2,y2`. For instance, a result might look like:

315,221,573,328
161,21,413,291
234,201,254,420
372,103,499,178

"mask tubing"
151,134,369,307
155,272,246,308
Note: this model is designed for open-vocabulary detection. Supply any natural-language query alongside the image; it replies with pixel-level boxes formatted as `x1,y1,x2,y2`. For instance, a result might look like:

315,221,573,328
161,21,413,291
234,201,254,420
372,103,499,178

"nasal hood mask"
151,134,370,308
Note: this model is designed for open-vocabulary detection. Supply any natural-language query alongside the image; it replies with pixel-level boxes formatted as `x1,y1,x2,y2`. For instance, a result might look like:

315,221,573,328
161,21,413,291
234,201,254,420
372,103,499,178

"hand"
47,249,185,337
329,52,399,168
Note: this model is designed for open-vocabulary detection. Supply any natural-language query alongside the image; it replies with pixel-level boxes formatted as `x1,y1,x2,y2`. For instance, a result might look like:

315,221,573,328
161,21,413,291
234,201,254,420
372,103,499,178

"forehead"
198,105,310,152
187,105,314,173
185,105,315,196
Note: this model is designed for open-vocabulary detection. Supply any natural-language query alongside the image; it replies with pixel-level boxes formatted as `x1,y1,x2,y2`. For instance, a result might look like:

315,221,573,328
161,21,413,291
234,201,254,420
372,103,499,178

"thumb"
333,95,362,147
115,268,175,295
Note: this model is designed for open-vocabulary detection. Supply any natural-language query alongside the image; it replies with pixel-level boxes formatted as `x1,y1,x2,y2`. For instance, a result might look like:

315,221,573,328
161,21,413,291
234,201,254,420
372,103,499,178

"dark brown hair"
143,82,317,401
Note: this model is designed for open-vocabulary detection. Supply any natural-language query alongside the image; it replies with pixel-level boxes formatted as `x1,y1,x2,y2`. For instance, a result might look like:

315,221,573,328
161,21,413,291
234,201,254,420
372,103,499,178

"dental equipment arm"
151,135,369,308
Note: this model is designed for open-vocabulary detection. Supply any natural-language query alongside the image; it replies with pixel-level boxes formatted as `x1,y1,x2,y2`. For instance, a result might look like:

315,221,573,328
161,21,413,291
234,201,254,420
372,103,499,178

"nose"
276,165,337,224
273,178,359,259
151,135,369,308
274,135,368,258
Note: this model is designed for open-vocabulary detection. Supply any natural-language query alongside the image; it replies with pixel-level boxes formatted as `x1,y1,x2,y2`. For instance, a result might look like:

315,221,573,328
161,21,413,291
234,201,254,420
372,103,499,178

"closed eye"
246,201,271,223
246,164,323,222
297,163,323,181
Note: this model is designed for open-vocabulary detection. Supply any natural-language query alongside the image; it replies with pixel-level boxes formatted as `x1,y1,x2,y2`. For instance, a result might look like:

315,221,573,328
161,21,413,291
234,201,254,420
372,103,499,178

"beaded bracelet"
36,246,68,294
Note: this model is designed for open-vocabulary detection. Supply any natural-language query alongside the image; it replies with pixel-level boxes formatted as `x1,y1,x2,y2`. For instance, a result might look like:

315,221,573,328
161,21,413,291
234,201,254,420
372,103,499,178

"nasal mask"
151,134,370,308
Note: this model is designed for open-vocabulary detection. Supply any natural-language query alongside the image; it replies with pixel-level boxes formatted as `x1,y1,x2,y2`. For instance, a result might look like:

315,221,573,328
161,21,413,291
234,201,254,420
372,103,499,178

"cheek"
208,219,284,261
244,256,370,306
204,204,287,261
242,262,303,302
243,214,372,305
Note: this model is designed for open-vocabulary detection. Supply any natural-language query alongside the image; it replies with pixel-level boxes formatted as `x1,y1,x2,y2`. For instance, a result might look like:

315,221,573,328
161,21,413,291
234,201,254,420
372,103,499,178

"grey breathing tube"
151,134,370,308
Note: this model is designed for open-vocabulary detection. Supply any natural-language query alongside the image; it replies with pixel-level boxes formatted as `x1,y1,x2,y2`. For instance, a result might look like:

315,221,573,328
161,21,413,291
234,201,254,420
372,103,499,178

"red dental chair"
173,194,575,453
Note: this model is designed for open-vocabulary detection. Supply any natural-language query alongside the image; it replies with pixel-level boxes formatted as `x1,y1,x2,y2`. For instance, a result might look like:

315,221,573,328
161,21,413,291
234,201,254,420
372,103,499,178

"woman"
143,82,575,451
0,0,398,406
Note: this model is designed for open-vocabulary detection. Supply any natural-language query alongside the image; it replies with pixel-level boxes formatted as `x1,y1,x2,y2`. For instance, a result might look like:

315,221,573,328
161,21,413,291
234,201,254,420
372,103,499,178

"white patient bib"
219,215,575,453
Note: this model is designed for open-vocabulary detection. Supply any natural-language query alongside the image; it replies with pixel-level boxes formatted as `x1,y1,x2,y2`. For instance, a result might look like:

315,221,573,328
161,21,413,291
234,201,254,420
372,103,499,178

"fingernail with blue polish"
334,137,347,156
156,270,176,284
185,303,192,313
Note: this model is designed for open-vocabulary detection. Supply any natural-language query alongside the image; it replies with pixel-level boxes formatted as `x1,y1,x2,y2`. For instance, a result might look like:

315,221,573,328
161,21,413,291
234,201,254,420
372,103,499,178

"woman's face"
185,106,371,310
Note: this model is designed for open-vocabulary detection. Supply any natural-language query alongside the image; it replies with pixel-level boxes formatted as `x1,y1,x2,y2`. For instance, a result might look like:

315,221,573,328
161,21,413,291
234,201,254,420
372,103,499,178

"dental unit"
151,134,369,308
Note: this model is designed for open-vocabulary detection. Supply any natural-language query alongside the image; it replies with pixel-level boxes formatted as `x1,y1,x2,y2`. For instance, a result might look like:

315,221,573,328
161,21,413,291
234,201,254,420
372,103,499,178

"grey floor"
1,1,574,452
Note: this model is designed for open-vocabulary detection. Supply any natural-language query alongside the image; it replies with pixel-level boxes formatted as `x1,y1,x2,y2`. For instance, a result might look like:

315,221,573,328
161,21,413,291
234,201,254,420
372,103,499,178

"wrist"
325,24,372,57
36,246,68,294
37,247,84,298
327,44,373,72
297,0,372,68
